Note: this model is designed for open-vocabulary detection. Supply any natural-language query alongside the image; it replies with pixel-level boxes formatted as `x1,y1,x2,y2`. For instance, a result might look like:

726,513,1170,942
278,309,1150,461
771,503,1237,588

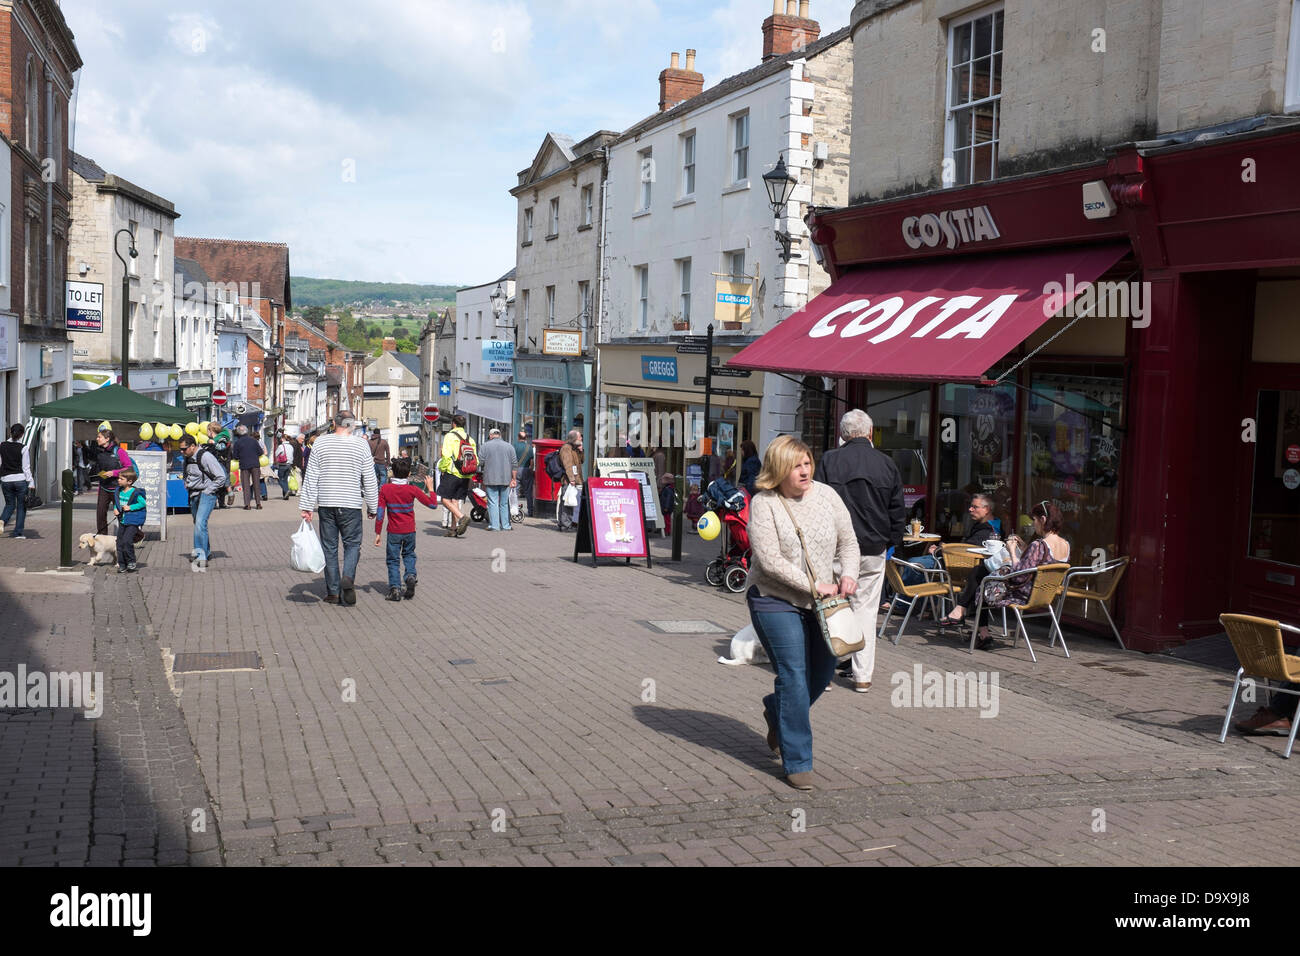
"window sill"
545,234,558,242
632,209,652,220
673,196,696,208
521,240,533,247
721,181,750,196
577,223,593,232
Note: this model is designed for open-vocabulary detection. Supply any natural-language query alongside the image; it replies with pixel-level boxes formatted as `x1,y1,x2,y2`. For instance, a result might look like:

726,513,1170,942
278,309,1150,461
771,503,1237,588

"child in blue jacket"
114,469,147,572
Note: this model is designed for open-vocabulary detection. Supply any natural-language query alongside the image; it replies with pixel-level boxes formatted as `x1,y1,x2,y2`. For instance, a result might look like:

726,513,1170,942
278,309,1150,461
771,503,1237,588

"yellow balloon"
697,511,721,541
139,423,153,442
169,424,183,441
195,432,208,445
98,420,112,433
155,423,167,439
185,422,199,436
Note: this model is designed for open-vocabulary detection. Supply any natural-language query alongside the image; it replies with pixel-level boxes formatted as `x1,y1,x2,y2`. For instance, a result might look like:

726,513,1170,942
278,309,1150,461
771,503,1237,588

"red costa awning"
730,243,1129,382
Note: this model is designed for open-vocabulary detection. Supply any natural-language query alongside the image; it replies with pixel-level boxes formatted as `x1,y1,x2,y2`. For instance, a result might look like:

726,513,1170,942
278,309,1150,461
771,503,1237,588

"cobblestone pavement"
2,494,1299,866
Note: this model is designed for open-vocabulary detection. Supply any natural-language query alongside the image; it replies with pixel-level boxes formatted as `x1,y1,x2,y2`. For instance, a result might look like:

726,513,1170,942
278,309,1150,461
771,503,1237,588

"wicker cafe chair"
969,563,1071,662
1218,614,1300,759
940,542,983,593
880,557,954,645
1053,556,1131,649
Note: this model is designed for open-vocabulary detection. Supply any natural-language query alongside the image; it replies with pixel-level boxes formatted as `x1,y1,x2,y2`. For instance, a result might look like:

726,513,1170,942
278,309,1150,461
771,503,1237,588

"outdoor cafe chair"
940,542,983,593
968,563,1071,662
1052,556,1130,650
881,556,954,645
1218,613,1300,759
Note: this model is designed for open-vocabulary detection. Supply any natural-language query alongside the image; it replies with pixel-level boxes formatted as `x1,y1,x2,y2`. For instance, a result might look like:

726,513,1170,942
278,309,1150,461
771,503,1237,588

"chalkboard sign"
127,449,168,542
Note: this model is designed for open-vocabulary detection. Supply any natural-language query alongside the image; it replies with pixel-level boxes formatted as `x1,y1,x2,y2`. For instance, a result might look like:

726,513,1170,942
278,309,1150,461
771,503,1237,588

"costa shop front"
731,122,1300,652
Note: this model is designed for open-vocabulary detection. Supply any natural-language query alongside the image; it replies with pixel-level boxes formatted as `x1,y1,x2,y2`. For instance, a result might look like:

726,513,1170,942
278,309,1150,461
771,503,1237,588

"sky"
63,0,853,289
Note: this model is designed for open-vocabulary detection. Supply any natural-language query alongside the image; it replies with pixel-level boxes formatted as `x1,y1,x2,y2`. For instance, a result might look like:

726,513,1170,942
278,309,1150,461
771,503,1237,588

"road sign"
676,345,707,354
678,336,710,345
710,387,751,397
438,381,451,396
423,403,440,423
212,389,227,407
709,367,752,378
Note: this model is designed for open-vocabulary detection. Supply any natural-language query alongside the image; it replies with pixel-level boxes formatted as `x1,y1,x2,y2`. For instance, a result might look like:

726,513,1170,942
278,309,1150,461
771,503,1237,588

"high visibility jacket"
438,427,477,478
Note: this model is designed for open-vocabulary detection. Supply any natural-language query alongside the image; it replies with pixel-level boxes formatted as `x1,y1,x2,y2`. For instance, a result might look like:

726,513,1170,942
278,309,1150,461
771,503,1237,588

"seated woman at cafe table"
940,501,1070,650
884,493,998,613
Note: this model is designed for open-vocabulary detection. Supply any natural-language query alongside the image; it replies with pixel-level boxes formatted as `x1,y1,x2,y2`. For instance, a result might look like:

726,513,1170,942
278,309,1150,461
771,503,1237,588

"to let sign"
66,281,104,332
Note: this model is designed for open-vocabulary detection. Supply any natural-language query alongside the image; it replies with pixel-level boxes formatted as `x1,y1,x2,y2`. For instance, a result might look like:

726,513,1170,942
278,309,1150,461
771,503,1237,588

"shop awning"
730,243,1129,382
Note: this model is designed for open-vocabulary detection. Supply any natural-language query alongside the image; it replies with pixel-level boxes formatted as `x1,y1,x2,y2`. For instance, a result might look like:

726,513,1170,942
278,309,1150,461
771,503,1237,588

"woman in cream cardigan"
746,435,860,791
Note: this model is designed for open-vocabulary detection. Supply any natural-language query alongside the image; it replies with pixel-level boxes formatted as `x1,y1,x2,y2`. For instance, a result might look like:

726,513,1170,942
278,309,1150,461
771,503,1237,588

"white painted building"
599,3,853,472
454,269,515,445
174,255,218,420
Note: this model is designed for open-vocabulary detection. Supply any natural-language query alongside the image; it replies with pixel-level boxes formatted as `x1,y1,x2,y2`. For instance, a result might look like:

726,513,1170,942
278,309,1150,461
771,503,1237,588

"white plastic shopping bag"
562,483,579,508
290,519,326,573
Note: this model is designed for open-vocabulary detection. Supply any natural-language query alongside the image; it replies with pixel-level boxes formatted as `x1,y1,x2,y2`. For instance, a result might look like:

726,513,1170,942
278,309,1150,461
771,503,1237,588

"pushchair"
702,478,751,593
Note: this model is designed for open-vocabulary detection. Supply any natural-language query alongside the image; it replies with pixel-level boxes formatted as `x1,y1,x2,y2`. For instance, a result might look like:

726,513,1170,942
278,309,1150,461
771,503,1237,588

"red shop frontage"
731,122,1300,653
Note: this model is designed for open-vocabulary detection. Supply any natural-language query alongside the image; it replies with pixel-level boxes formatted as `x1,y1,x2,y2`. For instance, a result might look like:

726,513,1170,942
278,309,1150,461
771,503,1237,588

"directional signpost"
675,345,707,355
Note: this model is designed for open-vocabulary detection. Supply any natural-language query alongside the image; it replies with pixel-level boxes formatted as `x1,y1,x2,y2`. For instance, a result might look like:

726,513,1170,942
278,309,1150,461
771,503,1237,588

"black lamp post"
112,227,138,389
762,155,801,262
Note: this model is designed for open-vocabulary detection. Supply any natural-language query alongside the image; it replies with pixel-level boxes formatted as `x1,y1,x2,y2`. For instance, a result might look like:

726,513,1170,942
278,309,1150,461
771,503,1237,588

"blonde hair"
754,434,814,492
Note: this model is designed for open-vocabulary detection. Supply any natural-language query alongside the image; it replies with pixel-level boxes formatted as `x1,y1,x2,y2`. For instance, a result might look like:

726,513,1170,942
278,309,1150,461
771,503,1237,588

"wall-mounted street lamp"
762,155,801,263
112,227,138,389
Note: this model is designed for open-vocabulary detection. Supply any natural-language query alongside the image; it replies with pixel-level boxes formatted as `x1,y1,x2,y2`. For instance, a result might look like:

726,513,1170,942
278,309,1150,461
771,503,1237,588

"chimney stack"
762,0,820,60
324,317,339,342
382,336,397,352
658,49,704,112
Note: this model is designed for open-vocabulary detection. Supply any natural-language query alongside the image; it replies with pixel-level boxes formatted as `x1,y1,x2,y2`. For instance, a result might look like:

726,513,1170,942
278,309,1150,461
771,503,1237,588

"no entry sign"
212,389,227,407
423,403,440,423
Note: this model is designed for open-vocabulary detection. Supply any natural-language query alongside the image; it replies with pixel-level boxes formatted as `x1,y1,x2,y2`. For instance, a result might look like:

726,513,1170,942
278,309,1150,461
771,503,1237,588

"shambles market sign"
178,383,212,414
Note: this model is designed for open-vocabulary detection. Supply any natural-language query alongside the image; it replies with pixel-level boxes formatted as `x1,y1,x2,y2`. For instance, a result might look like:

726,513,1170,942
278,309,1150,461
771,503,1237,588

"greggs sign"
902,205,1000,250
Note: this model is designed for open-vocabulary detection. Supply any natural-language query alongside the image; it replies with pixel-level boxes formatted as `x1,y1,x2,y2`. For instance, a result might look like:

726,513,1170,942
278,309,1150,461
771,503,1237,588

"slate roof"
175,237,292,310
616,26,852,146
393,352,421,378
70,151,107,182
175,257,211,291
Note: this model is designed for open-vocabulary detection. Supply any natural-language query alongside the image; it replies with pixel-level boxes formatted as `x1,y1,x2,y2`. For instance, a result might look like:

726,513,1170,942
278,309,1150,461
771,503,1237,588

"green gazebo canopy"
31,384,198,425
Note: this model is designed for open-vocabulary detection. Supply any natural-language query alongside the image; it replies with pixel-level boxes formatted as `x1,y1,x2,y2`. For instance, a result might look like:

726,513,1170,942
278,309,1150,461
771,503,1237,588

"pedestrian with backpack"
557,429,584,531
113,468,147,573
179,434,229,563
437,414,475,539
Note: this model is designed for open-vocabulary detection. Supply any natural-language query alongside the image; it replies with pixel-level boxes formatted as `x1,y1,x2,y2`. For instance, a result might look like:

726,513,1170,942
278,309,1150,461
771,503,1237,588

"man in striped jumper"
299,408,379,606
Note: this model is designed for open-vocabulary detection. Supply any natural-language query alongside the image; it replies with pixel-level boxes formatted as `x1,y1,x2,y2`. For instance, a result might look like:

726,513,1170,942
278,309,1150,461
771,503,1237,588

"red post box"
530,438,565,515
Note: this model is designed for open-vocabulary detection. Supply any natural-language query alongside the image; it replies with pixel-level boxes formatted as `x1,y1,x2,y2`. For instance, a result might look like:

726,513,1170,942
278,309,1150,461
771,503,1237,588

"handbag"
776,495,866,657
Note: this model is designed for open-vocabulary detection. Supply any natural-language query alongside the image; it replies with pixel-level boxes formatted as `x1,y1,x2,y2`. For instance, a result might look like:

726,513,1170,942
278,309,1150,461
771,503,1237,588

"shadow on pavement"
631,704,781,777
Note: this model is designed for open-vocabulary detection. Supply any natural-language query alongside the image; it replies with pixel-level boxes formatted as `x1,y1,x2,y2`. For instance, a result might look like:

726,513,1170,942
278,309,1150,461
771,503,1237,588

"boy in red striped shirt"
374,457,458,601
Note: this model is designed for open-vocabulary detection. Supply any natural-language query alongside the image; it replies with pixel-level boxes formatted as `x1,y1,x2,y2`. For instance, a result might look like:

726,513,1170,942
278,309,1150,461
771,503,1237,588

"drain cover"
644,620,729,634
173,651,263,673
449,659,476,666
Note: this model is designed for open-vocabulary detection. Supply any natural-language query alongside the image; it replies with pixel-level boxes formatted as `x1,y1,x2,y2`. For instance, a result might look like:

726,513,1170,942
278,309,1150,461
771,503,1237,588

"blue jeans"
1,480,28,535
318,506,362,596
485,484,510,530
750,602,837,775
190,492,216,560
898,554,939,591
385,532,416,589
375,464,387,488
274,464,291,497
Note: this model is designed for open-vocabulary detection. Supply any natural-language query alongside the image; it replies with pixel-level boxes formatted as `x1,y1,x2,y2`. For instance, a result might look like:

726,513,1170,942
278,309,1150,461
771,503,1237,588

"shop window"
945,5,1003,186
798,376,830,463
1248,389,1300,566
1020,371,1124,568
1287,0,1300,113
937,382,1017,538
861,383,932,522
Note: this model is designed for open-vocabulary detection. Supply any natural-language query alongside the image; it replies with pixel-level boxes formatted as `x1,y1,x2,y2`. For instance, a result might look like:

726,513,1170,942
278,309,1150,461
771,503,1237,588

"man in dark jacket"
232,425,264,510
818,409,906,694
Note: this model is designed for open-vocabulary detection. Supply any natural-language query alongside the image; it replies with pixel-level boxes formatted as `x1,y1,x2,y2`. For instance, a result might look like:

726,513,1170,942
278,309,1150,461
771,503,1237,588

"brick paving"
1,493,1298,865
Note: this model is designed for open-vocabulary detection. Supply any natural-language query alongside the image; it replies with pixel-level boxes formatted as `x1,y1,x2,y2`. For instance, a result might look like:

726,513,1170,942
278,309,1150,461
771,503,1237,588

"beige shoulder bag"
777,495,866,657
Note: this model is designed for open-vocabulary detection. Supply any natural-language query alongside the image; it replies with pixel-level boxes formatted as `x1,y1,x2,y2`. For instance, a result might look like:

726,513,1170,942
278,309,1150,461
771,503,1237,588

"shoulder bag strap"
775,494,821,603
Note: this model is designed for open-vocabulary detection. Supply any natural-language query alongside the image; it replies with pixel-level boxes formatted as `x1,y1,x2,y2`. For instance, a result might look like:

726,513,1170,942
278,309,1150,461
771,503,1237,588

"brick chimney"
762,0,820,60
658,49,703,112
324,317,339,341
382,336,397,352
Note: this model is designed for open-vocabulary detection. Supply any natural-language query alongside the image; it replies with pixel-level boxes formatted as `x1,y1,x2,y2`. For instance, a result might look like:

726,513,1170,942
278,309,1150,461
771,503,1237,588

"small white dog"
78,532,118,566
718,624,769,666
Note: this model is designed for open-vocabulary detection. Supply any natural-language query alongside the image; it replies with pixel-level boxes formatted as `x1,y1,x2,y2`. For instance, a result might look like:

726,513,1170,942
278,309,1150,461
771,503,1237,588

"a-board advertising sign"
573,477,650,567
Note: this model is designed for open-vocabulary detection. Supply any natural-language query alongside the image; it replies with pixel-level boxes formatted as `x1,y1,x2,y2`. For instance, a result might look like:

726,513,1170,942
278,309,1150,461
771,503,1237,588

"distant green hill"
291,276,460,308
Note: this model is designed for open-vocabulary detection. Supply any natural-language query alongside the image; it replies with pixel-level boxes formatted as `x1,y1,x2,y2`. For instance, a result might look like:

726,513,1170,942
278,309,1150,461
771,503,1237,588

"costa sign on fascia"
808,293,1020,343
902,205,1000,250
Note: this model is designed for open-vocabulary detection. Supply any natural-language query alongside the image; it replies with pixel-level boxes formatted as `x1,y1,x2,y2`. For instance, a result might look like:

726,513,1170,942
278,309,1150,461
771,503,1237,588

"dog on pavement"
78,533,118,566
717,624,769,666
